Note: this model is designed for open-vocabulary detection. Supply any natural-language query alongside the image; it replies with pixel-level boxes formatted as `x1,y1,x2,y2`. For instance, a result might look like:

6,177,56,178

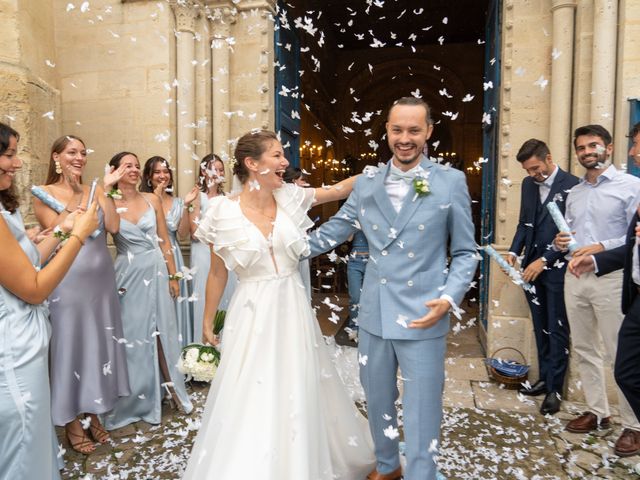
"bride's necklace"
241,195,276,221
244,202,276,221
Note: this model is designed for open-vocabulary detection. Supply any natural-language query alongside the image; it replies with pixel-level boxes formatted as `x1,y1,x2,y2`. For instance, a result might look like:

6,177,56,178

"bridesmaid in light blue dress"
0,122,100,479
188,154,236,342
102,152,192,430
140,156,198,347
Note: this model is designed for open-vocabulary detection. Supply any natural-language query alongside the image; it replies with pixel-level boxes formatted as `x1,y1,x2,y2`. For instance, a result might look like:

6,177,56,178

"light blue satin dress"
102,201,193,429
190,192,236,342
0,207,60,480
166,197,193,347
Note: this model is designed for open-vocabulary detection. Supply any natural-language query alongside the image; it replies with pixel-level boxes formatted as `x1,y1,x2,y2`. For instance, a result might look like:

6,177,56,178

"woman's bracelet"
187,203,195,213
68,233,85,246
53,227,85,247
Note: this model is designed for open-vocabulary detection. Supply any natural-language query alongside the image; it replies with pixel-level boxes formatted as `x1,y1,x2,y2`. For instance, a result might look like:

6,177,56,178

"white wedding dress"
183,184,376,480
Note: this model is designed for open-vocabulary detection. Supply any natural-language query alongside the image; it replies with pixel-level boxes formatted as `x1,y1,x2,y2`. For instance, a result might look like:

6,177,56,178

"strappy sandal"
66,426,96,455
88,416,111,444
163,385,186,414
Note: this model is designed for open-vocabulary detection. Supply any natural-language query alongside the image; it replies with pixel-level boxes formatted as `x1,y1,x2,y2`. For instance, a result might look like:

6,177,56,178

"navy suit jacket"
509,167,579,280
594,212,639,314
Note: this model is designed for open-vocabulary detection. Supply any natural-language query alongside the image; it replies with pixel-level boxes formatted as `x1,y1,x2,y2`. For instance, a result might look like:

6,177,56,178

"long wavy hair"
140,156,174,196
45,135,86,185
108,151,138,190
0,122,20,213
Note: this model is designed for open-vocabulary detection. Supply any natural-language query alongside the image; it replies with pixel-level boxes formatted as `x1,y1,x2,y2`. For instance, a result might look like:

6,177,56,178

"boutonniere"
412,173,430,201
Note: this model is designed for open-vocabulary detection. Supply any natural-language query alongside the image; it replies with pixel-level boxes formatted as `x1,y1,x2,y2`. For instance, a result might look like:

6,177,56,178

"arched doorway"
274,0,499,342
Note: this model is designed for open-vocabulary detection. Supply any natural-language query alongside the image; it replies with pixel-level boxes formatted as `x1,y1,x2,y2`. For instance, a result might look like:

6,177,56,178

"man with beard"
307,97,478,480
554,124,640,456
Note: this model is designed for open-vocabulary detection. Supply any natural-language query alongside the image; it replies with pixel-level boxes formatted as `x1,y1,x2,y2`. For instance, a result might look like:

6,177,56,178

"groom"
308,97,478,480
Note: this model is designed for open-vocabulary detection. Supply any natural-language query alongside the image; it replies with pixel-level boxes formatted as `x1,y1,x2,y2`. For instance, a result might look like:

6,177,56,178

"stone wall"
52,0,176,184
614,0,640,161
1,0,60,220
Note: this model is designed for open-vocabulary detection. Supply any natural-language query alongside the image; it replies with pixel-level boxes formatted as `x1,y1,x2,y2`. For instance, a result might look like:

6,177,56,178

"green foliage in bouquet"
178,343,221,382
197,344,221,364
213,309,226,335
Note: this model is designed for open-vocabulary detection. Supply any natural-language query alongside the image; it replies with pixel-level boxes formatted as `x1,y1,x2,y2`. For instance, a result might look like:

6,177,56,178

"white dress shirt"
384,164,423,213
535,165,559,203
565,165,640,250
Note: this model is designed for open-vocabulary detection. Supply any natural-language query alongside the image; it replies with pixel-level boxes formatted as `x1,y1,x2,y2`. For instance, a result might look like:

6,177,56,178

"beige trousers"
564,270,640,429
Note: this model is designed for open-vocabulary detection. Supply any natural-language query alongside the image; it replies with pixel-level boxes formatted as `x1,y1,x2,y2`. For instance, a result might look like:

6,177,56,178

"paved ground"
57,299,640,479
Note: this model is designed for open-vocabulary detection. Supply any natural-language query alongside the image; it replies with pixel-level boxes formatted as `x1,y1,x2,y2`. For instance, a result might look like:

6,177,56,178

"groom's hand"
409,298,450,329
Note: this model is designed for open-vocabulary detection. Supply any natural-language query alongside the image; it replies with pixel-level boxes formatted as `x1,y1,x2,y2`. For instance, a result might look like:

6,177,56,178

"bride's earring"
55,160,62,175
147,179,152,187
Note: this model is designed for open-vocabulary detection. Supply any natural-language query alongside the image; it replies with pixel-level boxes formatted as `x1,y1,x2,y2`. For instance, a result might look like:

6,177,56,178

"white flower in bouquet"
178,344,221,382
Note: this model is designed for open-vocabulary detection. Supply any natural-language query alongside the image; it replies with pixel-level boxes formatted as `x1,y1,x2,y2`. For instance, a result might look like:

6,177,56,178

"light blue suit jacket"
308,156,478,340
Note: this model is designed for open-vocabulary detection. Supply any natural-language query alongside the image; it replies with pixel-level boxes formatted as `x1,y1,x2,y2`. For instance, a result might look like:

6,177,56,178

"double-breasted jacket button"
407,280,414,287
372,224,379,230
381,250,388,256
418,224,425,231
408,252,415,258
380,278,387,285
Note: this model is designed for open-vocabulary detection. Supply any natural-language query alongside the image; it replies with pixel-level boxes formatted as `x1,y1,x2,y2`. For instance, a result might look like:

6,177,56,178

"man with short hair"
308,97,478,480
506,139,578,414
565,122,640,456
554,124,640,456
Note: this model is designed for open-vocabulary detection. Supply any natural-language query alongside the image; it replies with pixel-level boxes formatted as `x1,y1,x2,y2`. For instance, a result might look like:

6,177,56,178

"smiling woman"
0,122,99,479
33,135,131,454
0,127,20,210
182,130,374,480
140,156,196,347
189,153,237,344
102,151,193,430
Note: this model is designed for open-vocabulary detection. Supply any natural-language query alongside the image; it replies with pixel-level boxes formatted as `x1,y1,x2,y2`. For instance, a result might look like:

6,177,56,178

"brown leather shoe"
614,428,640,457
367,466,403,480
566,412,611,433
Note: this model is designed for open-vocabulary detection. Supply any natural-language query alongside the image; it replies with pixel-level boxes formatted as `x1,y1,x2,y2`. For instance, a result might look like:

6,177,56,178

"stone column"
549,0,577,170
173,2,198,196
208,6,236,163
590,0,617,131
194,13,212,164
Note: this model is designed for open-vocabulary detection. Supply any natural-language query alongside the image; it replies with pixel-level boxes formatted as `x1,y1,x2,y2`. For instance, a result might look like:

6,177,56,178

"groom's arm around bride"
306,96,478,480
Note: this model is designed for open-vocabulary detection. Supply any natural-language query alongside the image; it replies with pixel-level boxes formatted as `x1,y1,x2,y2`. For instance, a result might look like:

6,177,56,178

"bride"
183,130,376,479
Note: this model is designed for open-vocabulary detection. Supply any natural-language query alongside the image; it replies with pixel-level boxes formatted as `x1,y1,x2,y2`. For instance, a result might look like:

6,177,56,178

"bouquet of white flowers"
177,344,221,382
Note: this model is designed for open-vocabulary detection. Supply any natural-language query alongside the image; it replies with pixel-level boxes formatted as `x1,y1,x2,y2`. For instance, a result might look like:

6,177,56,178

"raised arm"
148,193,179,297
33,210,82,262
0,203,99,304
202,248,229,345
179,187,199,240
307,180,361,258
33,184,84,230
313,174,360,206
188,191,202,238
